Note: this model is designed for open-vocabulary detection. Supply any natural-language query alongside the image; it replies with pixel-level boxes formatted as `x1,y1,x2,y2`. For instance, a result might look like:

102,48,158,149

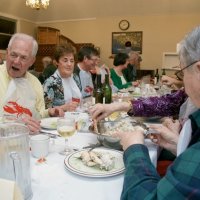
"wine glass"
57,117,76,155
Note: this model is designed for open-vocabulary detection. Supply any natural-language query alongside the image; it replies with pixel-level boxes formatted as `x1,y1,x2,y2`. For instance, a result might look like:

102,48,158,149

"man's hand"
115,130,144,151
162,117,181,133
149,123,179,155
22,116,41,134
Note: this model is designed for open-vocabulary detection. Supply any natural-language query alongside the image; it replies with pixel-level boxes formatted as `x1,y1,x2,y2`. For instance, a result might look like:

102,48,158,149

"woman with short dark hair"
110,53,137,89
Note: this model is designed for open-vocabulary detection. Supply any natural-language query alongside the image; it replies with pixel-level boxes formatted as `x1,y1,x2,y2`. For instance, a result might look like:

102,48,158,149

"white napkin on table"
0,178,23,200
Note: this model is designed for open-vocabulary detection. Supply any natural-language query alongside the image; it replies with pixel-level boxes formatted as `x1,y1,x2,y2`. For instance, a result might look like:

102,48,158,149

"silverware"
131,120,159,137
82,143,102,151
39,131,61,138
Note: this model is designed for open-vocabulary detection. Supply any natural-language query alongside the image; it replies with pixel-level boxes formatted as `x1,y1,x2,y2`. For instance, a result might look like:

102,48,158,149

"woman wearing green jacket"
110,53,134,89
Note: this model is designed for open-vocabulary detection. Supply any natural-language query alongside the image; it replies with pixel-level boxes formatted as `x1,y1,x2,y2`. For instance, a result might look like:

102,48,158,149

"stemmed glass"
57,117,76,155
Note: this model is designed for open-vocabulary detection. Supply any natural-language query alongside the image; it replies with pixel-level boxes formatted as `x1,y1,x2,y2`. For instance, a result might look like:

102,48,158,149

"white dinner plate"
40,117,59,130
64,148,125,178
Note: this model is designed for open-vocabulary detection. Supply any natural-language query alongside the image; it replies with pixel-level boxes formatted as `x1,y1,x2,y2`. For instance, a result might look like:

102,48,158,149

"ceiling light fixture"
26,0,50,10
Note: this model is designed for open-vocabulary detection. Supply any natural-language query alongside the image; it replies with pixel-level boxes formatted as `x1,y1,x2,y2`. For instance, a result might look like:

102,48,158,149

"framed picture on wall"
112,31,143,54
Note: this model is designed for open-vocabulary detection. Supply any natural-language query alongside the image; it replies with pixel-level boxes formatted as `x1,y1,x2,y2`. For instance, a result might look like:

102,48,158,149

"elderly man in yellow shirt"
0,33,64,133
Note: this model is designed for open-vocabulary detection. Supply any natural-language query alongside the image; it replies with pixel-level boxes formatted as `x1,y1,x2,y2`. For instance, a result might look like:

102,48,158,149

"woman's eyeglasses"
175,60,199,80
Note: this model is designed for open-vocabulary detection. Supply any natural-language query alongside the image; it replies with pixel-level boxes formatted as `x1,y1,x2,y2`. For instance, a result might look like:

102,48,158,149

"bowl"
93,119,144,150
133,116,162,124
97,135,122,150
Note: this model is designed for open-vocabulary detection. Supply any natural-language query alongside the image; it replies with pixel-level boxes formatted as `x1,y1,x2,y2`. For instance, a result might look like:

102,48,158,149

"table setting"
114,82,172,102
30,111,160,200
31,131,124,200
0,108,160,200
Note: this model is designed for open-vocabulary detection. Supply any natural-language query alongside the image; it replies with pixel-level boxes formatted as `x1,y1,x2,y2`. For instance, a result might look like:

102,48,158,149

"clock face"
119,20,130,31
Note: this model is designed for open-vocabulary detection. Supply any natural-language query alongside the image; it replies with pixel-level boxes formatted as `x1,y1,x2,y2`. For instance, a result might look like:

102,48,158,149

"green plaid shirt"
121,109,200,200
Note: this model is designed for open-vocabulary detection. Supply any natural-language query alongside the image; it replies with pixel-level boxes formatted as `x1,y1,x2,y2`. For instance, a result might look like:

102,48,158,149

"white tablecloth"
31,132,159,200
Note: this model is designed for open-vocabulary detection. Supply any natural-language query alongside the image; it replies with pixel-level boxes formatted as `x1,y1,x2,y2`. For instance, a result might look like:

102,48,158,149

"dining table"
30,129,159,200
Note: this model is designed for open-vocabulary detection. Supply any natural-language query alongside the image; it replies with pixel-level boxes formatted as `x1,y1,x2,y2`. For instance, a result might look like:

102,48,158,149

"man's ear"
196,61,200,80
31,57,36,65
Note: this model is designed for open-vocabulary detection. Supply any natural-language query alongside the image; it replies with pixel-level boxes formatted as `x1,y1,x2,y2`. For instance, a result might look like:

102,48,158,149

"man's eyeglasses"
175,60,199,80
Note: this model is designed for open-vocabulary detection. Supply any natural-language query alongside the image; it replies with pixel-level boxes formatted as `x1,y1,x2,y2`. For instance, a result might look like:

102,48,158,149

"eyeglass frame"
175,60,199,80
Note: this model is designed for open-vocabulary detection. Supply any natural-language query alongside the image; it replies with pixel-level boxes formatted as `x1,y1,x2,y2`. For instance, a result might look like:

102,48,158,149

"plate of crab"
64,148,125,178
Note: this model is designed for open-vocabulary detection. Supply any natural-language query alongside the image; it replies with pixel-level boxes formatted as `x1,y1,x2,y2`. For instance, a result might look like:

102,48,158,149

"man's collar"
77,63,84,71
78,63,89,72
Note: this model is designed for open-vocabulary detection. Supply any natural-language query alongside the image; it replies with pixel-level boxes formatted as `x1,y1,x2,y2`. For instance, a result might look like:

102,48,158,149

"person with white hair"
0,33,64,133
117,26,200,199
90,26,200,199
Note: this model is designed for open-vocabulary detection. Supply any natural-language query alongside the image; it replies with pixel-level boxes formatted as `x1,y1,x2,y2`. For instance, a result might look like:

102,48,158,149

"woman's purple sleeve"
127,90,187,117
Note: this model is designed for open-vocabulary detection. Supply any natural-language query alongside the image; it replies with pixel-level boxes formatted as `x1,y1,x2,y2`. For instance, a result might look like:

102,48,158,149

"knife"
39,131,61,138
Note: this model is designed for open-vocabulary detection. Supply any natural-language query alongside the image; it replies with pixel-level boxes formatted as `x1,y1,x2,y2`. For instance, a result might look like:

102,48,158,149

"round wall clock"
119,20,130,31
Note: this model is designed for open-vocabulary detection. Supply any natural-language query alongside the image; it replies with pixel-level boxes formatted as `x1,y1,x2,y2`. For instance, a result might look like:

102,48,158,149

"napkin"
177,119,192,156
0,178,23,200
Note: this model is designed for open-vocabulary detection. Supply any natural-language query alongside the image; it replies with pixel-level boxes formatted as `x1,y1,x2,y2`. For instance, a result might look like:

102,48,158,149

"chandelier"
26,0,50,10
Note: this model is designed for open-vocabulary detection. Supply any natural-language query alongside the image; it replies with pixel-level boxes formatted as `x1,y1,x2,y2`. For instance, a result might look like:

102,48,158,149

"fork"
82,143,102,151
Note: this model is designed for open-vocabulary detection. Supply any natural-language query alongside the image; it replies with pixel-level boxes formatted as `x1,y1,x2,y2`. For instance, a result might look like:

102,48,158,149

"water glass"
30,134,50,158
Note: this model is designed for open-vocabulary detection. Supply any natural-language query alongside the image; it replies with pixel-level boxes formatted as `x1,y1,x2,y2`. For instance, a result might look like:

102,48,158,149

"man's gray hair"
179,26,200,67
8,33,38,57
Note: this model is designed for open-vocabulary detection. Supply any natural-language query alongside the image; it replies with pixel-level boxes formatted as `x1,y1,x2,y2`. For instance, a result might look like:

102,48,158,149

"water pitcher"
0,122,32,200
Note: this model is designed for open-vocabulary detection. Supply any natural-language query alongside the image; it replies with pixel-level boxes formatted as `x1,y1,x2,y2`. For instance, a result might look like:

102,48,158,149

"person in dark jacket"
123,51,142,82
110,53,138,89
38,56,57,84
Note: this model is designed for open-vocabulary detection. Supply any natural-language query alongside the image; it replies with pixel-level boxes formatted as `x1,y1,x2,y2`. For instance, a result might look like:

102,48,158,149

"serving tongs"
131,120,159,137
88,119,115,135
88,119,100,134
